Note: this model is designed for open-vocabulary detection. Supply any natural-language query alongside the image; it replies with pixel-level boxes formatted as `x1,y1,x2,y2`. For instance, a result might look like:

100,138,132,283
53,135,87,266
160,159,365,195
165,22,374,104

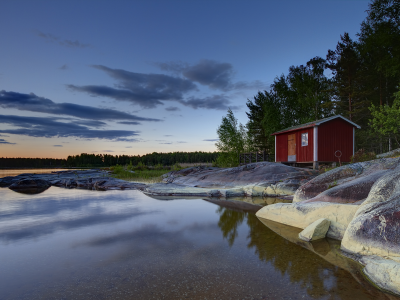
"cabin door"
288,134,296,161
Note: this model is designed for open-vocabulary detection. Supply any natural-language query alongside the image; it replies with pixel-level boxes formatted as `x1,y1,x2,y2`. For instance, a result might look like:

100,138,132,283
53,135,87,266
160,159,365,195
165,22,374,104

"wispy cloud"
117,121,141,125
165,106,180,111
203,139,219,142
53,145,63,147
0,115,139,140
156,59,267,91
0,139,16,145
67,64,246,111
0,90,162,123
67,65,197,109
36,31,91,48
181,95,238,110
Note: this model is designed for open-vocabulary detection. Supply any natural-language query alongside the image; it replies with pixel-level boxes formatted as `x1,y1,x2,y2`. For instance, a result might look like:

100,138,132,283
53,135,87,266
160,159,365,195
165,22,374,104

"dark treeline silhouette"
0,151,219,168
0,158,66,168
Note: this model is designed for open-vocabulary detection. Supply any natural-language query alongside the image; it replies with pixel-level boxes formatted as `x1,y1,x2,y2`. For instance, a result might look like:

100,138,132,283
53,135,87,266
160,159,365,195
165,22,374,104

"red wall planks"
318,118,354,162
275,127,314,162
276,133,288,162
296,127,314,162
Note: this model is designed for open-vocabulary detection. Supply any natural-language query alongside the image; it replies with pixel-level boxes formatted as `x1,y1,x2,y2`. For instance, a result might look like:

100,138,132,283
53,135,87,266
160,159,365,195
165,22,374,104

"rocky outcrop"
256,157,400,296
8,179,51,194
341,169,400,258
293,158,400,204
259,218,398,299
298,218,330,241
0,169,147,193
154,162,318,198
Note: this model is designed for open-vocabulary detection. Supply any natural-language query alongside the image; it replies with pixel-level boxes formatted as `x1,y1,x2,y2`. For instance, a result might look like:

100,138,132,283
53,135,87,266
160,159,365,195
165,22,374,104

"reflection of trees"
216,206,245,246
216,205,389,300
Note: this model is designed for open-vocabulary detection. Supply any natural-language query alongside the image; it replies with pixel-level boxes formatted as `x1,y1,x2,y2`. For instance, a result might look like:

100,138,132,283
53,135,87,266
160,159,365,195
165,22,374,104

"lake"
0,183,397,299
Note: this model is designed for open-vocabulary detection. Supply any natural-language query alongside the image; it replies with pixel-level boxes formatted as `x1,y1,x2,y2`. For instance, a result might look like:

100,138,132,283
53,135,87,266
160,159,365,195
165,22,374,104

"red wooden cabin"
271,115,361,169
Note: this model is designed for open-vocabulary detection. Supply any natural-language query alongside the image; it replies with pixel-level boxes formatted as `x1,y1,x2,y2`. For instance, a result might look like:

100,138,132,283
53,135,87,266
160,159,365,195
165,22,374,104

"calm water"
0,186,397,299
0,169,78,177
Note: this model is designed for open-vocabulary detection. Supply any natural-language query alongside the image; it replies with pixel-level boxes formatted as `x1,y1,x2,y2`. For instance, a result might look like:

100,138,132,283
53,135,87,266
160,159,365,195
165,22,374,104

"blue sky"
0,0,370,158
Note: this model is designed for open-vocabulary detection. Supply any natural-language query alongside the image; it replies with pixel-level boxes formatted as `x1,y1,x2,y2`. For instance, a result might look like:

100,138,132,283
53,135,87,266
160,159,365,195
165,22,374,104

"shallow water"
0,186,397,300
0,169,77,177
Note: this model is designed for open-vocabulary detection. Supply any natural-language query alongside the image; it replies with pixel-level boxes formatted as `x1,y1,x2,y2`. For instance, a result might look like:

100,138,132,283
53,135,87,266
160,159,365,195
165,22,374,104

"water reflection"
214,202,397,300
216,206,245,246
0,187,156,243
0,188,397,299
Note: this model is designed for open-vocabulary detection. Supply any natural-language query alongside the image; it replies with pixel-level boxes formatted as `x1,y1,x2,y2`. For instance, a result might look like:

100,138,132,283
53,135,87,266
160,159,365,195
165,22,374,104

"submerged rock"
8,179,51,194
298,218,330,241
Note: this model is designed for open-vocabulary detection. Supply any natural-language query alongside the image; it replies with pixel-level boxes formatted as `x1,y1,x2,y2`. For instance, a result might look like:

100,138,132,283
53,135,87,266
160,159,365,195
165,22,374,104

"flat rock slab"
159,162,318,197
256,201,359,240
299,218,330,241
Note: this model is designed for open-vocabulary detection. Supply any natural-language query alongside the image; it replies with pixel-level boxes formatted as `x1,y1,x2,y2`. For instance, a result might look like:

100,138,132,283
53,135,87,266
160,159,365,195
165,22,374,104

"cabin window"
301,133,308,146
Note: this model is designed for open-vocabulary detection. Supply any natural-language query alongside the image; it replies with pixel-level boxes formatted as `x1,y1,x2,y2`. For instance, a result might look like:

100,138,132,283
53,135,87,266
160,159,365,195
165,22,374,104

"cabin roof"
270,115,361,136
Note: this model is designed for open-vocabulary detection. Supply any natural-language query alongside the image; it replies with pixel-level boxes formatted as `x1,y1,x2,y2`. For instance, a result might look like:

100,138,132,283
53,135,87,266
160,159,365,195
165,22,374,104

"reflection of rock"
8,179,50,194
160,162,317,197
299,218,330,241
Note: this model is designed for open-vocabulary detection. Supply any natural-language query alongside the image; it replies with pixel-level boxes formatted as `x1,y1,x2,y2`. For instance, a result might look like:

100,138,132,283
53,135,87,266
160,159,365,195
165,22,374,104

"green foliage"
245,57,333,155
171,163,183,171
350,149,377,163
369,86,400,146
215,109,254,167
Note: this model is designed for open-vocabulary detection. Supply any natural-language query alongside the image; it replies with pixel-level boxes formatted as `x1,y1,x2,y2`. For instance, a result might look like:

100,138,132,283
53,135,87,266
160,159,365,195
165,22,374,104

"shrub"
351,149,377,163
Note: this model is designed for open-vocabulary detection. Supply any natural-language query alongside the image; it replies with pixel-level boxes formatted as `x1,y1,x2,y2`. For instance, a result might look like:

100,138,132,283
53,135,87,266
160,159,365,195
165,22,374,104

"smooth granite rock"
361,256,400,295
156,162,317,198
298,218,330,241
293,158,400,204
256,201,358,240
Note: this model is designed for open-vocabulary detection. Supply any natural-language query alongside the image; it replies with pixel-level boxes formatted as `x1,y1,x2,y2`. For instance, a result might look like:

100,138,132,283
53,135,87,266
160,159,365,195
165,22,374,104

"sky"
0,0,370,158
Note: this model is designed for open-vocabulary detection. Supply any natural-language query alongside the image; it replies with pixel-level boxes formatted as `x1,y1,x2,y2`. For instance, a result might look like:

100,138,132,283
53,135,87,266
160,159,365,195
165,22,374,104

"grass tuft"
108,163,184,183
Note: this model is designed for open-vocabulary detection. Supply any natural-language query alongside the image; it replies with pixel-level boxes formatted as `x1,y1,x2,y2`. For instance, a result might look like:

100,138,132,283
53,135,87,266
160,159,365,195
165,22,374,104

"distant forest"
0,152,219,168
